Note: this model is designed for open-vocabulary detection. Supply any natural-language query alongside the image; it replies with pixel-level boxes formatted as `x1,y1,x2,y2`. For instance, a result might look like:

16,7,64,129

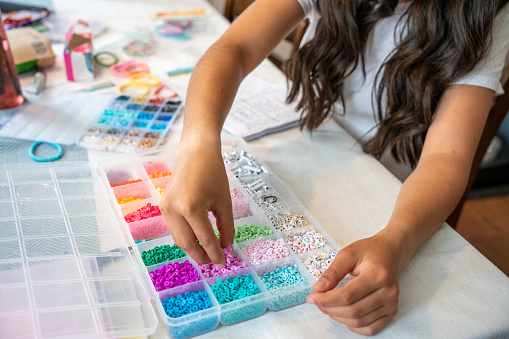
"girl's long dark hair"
286,0,508,167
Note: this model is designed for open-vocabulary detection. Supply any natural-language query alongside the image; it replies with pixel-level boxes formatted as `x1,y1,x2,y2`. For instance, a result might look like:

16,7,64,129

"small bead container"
234,223,273,243
299,247,338,279
149,258,202,292
112,180,156,205
238,234,291,265
282,227,330,254
198,247,248,278
253,256,314,311
205,267,268,326
158,281,220,339
142,243,187,266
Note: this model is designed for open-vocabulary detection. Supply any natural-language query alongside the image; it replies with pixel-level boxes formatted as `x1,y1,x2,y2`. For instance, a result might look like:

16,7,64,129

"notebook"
223,81,300,141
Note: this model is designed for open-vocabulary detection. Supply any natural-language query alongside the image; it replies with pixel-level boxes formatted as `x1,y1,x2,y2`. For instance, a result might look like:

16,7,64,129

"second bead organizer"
78,95,183,152
97,138,343,338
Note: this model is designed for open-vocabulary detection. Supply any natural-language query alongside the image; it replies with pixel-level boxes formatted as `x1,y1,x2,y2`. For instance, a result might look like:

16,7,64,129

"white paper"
223,84,300,140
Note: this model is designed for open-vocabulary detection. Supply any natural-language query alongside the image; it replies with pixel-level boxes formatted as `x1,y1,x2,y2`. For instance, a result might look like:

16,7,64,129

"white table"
45,0,509,337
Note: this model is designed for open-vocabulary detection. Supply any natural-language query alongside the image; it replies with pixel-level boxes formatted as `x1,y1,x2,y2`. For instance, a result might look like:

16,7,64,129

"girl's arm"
160,0,305,267
307,84,495,335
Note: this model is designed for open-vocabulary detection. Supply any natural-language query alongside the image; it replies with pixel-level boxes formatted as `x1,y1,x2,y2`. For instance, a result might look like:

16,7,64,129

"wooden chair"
223,0,309,69
447,54,509,228
224,0,253,22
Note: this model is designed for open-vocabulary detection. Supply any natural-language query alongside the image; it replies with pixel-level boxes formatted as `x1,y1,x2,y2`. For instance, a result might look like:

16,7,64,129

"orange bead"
149,171,172,179
110,178,143,187
117,196,144,204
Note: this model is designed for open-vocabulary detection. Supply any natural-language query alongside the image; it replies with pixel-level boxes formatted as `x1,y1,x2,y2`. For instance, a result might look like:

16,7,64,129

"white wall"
206,0,225,13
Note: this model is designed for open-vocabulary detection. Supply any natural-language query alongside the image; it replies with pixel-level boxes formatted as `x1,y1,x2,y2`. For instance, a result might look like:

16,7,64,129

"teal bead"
260,264,305,291
211,274,260,305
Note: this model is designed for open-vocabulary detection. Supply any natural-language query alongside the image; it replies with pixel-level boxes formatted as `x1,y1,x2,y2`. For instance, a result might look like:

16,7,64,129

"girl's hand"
159,142,235,268
306,232,404,336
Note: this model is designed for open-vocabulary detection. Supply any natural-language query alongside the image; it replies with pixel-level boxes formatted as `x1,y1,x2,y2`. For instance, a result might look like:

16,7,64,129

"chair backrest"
224,0,253,22
447,53,509,227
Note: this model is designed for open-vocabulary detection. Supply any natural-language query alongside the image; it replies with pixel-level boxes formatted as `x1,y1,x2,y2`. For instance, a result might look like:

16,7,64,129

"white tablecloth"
51,0,509,337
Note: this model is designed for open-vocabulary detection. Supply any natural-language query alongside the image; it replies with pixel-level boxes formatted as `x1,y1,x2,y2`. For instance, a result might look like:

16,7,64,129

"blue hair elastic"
29,142,64,162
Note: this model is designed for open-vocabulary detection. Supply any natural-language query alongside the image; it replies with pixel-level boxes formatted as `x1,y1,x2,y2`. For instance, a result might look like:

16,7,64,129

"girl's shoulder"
295,0,315,16
452,3,509,95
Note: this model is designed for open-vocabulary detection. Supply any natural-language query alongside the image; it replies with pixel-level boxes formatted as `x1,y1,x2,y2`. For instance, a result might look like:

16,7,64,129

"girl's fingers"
165,213,211,264
318,283,399,319
347,310,398,336
187,212,227,268
310,248,356,292
309,273,380,308
326,301,398,333
212,196,235,250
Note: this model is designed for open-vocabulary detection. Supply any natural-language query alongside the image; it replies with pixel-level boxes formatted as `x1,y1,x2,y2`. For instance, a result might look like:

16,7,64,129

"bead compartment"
157,280,219,339
148,257,203,292
280,226,335,254
237,233,292,265
204,267,268,326
252,255,314,311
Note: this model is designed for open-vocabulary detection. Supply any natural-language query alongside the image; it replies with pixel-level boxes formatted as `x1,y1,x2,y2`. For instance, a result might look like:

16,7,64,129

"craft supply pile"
1,5,200,149
97,140,345,338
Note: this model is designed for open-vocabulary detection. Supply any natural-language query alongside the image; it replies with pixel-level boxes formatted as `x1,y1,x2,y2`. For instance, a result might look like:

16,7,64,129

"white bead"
244,165,262,173
246,178,265,190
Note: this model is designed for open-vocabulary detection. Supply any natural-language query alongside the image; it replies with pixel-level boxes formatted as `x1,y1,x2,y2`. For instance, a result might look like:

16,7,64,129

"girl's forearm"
380,153,471,270
180,0,304,149
181,42,246,148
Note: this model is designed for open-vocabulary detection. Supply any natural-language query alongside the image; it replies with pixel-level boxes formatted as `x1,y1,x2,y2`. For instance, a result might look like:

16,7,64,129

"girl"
160,0,509,335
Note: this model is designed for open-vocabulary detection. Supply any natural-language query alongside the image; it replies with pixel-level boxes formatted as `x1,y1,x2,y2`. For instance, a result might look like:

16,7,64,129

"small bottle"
0,9,24,109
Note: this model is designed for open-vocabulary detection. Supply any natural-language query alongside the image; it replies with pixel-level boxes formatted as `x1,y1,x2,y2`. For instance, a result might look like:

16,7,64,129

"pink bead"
198,247,247,277
242,237,290,264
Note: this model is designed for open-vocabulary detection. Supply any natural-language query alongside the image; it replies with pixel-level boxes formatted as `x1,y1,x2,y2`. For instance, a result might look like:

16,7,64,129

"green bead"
142,243,187,266
234,224,273,243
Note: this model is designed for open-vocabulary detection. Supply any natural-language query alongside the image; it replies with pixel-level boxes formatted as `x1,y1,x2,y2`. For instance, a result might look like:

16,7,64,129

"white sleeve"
296,0,315,16
452,4,509,95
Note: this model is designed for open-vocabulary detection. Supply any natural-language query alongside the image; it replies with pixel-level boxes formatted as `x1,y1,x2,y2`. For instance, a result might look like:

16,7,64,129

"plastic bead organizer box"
0,138,346,339
78,95,183,152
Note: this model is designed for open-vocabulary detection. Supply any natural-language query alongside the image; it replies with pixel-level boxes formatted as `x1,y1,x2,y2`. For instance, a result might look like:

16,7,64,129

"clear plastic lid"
0,162,158,338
